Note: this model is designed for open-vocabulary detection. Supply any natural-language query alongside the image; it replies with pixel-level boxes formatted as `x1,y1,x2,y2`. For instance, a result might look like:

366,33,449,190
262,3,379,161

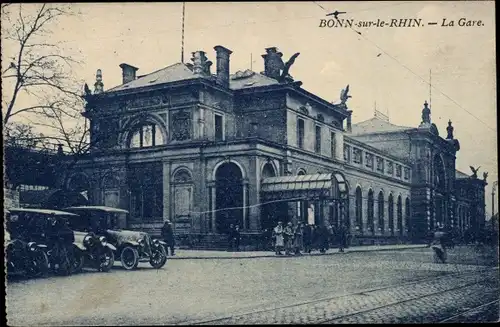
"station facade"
58,45,486,247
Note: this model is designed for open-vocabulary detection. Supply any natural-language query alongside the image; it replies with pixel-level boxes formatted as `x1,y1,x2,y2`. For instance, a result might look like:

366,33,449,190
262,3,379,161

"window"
297,118,305,149
388,194,394,235
344,144,351,162
129,124,164,148
378,192,384,233
355,187,363,231
128,163,163,222
331,132,336,158
396,165,402,178
367,190,374,234
315,125,321,153
397,195,403,235
215,114,223,141
353,148,362,164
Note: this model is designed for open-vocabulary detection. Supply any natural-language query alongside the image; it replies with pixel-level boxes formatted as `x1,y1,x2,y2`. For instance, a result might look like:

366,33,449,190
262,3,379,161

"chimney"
262,47,283,79
214,45,233,88
119,63,139,84
346,110,353,132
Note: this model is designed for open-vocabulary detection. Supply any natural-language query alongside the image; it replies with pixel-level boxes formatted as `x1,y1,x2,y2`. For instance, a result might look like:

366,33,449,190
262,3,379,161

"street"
6,246,499,325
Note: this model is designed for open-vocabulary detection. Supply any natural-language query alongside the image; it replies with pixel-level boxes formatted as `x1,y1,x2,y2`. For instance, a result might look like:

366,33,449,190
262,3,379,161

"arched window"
388,194,394,235
397,195,403,236
378,192,384,233
355,186,363,231
262,163,277,179
367,189,374,234
129,123,164,148
405,197,411,234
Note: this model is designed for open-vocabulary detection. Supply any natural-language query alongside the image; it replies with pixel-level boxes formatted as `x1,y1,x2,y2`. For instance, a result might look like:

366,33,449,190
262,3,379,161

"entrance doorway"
215,162,244,234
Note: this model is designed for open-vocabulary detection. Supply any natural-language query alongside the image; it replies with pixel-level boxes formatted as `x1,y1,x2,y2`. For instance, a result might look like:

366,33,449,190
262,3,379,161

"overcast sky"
2,1,497,217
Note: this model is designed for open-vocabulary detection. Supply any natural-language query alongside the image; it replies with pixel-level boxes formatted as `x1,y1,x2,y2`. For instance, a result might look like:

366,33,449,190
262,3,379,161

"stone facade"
58,45,486,247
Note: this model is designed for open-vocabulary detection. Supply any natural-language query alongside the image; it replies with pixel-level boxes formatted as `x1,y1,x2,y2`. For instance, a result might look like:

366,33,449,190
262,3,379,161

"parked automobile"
5,228,49,279
6,208,104,276
72,231,116,272
63,206,167,270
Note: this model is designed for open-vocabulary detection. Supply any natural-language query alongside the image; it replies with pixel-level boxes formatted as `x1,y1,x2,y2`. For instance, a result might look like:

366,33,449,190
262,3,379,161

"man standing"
234,225,241,252
161,220,175,256
338,223,347,253
303,224,313,253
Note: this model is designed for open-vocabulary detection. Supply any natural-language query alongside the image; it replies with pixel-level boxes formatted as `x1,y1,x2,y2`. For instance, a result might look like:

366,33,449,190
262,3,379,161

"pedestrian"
227,224,235,251
431,224,448,263
303,224,313,253
234,225,241,251
161,220,176,256
293,222,304,255
338,223,347,253
311,225,319,252
284,222,294,255
272,221,284,255
317,225,328,254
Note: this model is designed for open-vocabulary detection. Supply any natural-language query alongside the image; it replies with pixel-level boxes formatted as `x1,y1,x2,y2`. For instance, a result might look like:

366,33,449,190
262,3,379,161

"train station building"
13,45,486,247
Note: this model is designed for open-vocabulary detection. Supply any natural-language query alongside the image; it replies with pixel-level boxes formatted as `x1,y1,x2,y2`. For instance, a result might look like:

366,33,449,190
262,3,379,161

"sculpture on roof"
84,83,91,97
340,84,351,105
469,166,480,179
278,52,300,83
483,171,488,182
446,120,454,140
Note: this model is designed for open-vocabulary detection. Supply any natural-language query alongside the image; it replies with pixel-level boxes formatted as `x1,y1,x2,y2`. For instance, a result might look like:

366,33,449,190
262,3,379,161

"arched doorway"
262,163,276,179
260,162,282,230
355,186,363,233
215,162,244,234
405,197,411,234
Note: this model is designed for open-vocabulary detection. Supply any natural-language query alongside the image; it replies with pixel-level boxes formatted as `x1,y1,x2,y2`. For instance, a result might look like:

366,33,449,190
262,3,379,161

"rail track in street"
185,267,499,325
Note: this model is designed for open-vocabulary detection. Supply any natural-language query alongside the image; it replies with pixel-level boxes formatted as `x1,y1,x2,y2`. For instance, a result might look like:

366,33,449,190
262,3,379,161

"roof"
104,63,280,93
63,206,129,214
19,189,89,209
261,173,347,193
350,117,414,136
8,208,78,216
455,170,471,179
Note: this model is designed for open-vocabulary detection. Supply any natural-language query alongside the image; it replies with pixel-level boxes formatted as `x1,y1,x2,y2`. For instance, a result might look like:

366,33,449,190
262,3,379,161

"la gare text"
319,18,484,28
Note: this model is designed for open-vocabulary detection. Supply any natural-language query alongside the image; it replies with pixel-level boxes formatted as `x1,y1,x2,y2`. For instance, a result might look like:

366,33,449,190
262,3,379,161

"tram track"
437,299,500,323
184,267,498,325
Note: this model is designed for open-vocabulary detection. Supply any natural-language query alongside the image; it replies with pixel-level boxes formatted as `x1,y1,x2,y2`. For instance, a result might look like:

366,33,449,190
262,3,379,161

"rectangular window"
315,125,321,153
331,132,336,158
297,118,305,149
215,114,223,141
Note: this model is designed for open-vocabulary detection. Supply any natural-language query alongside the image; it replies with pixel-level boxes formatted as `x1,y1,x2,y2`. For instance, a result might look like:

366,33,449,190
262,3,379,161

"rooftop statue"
278,52,300,83
469,166,480,179
340,84,352,105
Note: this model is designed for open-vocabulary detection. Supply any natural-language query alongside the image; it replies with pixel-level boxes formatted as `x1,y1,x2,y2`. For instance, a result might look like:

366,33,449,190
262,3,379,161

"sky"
2,1,497,217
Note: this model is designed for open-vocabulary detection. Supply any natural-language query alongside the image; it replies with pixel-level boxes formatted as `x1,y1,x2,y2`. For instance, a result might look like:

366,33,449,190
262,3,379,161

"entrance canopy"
261,173,347,201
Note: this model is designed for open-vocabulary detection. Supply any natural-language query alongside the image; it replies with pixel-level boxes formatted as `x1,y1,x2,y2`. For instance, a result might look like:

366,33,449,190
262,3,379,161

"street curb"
167,245,427,260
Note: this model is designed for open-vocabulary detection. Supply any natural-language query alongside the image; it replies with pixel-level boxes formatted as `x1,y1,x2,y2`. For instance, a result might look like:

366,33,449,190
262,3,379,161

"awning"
261,173,347,201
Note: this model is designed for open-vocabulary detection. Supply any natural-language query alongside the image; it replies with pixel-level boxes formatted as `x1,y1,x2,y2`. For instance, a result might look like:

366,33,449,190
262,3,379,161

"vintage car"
5,227,49,279
63,206,167,270
72,230,116,272
6,208,109,275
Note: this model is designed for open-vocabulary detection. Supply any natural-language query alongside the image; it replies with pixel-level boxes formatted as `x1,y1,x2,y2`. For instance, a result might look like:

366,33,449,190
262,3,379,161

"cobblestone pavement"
6,247,499,326
189,268,498,325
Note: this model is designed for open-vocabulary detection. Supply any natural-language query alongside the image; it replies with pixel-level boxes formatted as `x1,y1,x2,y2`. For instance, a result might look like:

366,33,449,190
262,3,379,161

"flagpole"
181,2,186,63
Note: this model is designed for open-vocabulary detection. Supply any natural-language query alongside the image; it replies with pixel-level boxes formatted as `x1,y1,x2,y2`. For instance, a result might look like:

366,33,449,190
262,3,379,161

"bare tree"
1,3,84,130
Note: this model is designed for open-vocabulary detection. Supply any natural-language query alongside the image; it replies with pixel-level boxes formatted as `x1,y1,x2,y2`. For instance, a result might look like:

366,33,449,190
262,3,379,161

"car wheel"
70,247,85,274
99,247,115,272
27,248,49,278
149,244,167,269
120,246,139,270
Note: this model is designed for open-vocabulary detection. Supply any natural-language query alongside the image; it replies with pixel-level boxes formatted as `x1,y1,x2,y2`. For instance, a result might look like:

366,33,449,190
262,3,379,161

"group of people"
271,221,349,256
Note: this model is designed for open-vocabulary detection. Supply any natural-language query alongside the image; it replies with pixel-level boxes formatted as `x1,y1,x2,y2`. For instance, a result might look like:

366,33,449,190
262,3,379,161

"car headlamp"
99,236,107,246
152,239,159,245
